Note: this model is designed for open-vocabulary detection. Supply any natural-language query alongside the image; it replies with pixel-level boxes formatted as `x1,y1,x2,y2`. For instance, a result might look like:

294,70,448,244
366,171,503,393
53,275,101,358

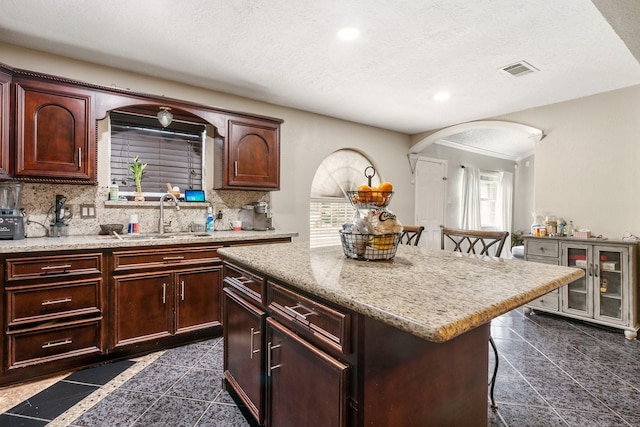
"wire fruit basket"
340,231,401,261
346,190,394,209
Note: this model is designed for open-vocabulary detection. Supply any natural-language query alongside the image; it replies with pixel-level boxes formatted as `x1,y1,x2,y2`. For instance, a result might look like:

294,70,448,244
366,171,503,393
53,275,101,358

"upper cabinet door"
216,116,281,191
14,78,96,183
0,70,10,178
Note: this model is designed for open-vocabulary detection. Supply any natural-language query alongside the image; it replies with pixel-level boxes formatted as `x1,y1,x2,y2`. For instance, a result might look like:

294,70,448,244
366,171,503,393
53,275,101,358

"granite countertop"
0,230,298,254
218,242,584,343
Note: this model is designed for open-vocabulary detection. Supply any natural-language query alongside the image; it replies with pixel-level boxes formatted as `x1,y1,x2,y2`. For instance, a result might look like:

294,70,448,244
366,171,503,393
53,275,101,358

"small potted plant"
130,155,147,201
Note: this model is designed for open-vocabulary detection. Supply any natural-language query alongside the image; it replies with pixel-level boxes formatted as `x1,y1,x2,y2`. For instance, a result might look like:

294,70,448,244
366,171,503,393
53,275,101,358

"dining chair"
440,226,510,410
399,225,425,246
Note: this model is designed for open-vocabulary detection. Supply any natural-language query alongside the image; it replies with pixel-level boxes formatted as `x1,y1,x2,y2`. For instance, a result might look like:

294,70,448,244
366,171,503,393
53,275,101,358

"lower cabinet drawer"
526,239,559,258
527,292,559,310
267,282,350,354
6,279,102,327
7,319,102,369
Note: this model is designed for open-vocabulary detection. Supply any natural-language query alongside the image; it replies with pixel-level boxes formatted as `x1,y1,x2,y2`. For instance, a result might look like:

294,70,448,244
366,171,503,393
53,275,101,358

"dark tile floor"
488,309,640,427
2,308,640,426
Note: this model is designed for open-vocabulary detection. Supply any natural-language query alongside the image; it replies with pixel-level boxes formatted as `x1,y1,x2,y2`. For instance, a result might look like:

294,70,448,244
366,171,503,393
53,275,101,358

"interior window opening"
309,149,381,248
109,110,206,199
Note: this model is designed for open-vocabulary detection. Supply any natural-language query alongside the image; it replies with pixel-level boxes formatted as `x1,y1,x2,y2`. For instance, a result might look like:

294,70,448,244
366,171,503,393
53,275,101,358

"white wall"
493,85,640,239
0,43,413,240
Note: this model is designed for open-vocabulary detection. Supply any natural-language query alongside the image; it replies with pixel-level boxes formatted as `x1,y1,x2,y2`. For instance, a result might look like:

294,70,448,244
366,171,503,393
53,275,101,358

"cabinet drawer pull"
162,283,167,304
41,297,72,306
78,147,82,168
267,341,281,376
250,327,260,359
180,281,185,301
285,303,317,320
163,256,185,262
234,161,238,177
40,264,72,272
42,338,72,349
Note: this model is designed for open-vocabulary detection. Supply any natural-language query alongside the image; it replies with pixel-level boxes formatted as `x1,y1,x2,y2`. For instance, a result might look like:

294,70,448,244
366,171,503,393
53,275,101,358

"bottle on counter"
206,207,214,232
109,180,119,201
568,221,574,237
128,214,139,234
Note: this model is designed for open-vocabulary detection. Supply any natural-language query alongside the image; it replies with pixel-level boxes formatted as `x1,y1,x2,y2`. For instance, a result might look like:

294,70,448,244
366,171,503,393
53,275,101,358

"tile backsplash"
20,183,270,238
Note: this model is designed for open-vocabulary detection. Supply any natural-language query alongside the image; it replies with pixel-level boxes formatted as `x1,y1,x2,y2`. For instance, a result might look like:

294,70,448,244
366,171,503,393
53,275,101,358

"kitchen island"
218,242,584,426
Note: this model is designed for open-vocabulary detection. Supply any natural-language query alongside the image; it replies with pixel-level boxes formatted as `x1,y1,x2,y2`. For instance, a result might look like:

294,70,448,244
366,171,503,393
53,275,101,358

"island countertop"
218,241,584,343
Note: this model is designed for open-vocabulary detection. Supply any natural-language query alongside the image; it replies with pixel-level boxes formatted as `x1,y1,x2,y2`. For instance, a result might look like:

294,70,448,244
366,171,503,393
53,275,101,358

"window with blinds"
309,148,378,248
110,111,205,196
309,199,355,248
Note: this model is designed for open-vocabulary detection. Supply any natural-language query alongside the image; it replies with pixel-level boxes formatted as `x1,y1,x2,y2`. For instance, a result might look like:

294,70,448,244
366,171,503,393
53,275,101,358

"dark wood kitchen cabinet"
13,77,96,183
0,68,10,178
266,318,349,427
215,115,281,191
1,251,105,384
223,261,351,427
111,245,222,349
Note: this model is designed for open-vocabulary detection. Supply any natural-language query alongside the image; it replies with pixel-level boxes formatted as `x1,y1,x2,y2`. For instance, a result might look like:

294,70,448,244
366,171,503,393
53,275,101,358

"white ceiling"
1,0,640,157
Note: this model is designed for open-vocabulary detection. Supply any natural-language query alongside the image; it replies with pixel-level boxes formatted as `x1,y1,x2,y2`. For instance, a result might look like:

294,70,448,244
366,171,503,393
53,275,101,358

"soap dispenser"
206,207,214,232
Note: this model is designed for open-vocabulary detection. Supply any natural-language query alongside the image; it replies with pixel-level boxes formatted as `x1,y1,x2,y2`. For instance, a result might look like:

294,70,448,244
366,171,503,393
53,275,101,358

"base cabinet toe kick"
222,260,490,427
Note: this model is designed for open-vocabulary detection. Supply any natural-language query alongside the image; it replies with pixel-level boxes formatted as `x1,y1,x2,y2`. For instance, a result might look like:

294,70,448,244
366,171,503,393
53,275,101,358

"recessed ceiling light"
337,27,359,40
433,92,451,102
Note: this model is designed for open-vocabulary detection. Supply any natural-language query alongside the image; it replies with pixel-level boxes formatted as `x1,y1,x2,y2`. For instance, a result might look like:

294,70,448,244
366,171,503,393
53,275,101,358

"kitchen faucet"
159,193,180,234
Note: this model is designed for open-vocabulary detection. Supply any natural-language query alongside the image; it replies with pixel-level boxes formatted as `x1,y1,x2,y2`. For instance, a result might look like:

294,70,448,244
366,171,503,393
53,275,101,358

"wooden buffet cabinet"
523,236,639,339
0,237,291,386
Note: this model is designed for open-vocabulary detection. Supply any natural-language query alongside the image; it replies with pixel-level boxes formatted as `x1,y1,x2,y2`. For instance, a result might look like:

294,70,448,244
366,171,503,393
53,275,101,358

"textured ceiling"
1,0,639,157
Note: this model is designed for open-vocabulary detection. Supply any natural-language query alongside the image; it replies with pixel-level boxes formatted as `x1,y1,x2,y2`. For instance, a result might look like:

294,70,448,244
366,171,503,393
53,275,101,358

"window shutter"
309,199,355,248
110,111,204,194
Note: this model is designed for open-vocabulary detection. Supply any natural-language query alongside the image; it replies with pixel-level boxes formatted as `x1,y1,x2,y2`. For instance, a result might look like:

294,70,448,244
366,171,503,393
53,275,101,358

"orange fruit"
358,184,372,202
379,182,393,192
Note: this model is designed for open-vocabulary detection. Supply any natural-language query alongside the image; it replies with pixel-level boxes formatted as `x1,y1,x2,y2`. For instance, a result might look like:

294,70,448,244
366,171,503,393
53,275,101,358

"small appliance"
253,201,270,231
0,182,25,240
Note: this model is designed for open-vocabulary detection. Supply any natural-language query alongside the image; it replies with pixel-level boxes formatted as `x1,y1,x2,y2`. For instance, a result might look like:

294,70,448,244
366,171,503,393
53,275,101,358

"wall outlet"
80,204,96,218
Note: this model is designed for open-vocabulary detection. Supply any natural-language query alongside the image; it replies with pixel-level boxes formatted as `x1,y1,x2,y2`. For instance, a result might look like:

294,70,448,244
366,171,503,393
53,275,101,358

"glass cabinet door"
561,243,593,317
594,246,627,325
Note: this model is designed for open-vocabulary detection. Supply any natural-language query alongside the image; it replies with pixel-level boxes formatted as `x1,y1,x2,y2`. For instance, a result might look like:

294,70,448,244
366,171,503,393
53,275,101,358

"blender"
0,182,25,240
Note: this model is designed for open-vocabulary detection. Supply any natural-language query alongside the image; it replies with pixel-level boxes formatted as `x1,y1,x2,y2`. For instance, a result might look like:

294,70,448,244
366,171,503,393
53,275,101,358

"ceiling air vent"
498,60,538,78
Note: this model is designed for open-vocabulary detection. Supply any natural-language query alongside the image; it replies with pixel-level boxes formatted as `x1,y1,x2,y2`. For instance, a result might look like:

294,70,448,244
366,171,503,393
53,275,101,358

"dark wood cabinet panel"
7,318,102,370
13,78,96,182
175,266,222,333
215,116,281,190
6,278,102,327
0,69,10,178
266,318,349,427
112,271,174,347
223,288,266,424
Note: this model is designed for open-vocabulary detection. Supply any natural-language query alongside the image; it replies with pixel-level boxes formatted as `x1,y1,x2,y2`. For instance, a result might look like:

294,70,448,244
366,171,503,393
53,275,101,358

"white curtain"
496,171,513,258
460,166,481,230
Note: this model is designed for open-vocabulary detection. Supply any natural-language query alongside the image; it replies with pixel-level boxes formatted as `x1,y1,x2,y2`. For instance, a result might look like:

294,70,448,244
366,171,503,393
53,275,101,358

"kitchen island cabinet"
219,242,583,426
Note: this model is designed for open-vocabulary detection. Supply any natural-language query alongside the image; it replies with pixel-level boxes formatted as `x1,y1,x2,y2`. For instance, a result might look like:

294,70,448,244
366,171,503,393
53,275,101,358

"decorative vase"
134,191,145,202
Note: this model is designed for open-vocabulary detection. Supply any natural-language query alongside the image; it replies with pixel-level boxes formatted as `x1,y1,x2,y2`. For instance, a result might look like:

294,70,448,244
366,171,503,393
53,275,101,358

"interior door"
414,157,447,249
